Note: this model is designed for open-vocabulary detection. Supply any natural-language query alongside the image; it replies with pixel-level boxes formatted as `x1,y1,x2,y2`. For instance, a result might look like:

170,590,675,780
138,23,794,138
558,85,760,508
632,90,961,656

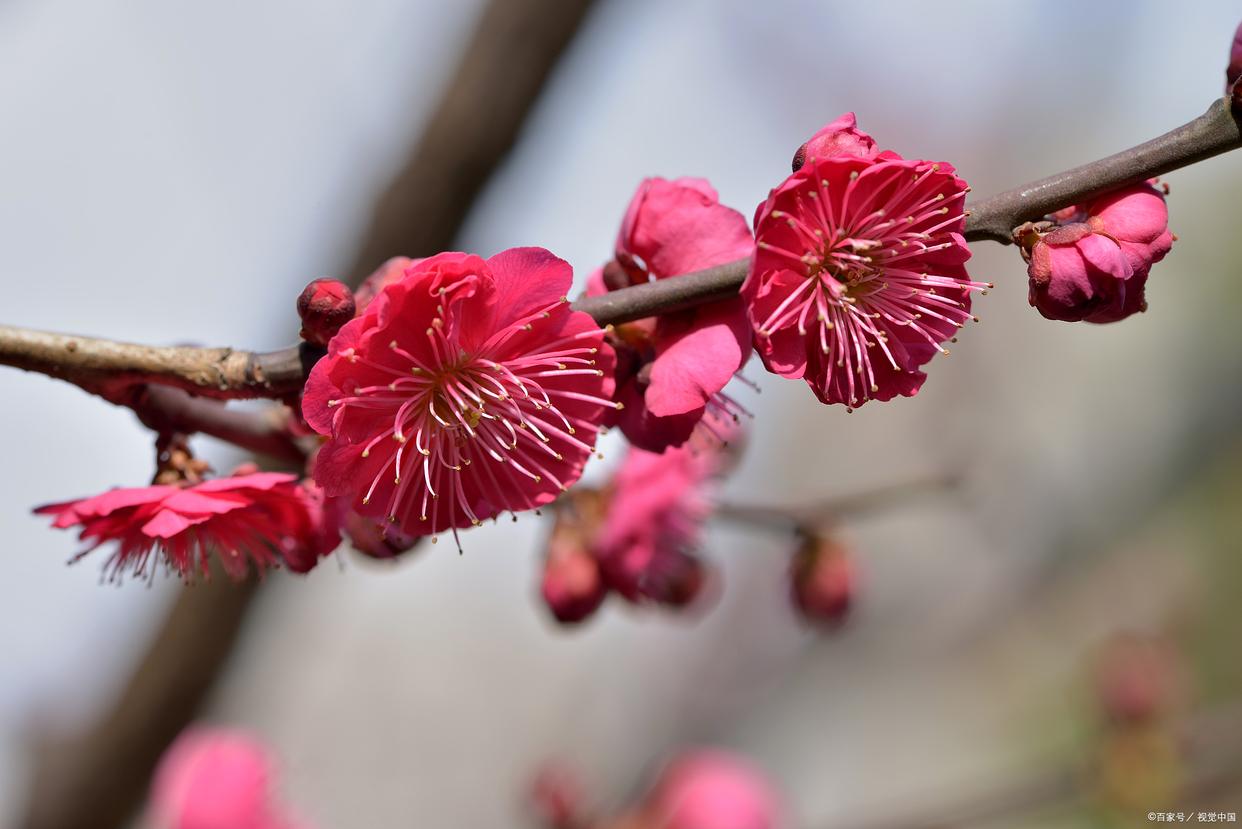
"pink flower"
296,278,355,347
593,438,723,607
149,727,311,829
642,750,784,829
790,535,854,627
540,490,608,624
791,111,882,171
588,177,754,452
303,248,615,542
1227,19,1242,92
1026,182,1174,323
35,472,339,581
745,117,987,408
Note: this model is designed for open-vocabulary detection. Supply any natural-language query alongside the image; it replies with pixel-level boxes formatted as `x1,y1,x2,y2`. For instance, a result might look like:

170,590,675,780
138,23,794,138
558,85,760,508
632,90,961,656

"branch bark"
4,96,1239,404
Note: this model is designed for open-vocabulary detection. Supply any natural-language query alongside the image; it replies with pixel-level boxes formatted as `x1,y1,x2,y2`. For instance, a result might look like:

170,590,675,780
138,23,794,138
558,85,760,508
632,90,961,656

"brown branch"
130,386,306,466
713,471,961,534
4,96,1239,402
15,2,602,829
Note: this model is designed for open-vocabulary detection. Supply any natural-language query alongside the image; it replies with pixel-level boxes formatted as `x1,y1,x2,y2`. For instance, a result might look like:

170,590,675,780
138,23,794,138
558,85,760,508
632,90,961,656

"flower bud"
530,761,587,829
790,535,854,627
792,112,879,171
296,278,355,347
1024,182,1172,323
1227,19,1242,94
1095,633,1183,725
344,510,421,560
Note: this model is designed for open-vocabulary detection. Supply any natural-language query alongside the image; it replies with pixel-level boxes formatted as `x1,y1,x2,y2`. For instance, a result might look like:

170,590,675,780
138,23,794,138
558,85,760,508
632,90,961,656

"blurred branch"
15,1,601,829
713,471,961,534
2,97,1239,397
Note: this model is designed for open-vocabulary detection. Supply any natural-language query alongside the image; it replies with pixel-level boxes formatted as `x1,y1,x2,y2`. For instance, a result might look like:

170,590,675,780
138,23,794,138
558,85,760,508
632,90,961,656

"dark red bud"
297,278,355,347
790,535,854,627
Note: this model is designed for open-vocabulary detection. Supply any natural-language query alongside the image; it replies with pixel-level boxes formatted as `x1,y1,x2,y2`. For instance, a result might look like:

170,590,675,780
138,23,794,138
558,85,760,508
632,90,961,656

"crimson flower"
1025,182,1173,323
303,248,615,543
588,177,754,451
35,472,338,582
744,115,988,408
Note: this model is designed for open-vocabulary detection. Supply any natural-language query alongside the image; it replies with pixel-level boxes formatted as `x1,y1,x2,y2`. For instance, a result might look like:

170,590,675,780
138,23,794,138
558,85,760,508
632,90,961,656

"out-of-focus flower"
1023,182,1173,323
342,508,421,560
1227,19,1242,93
296,278,355,347
789,534,854,627
35,472,339,581
353,256,418,315
149,727,312,829
594,436,726,608
530,761,588,829
303,249,615,544
639,750,784,829
745,115,987,408
588,177,754,451
791,111,883,171
1094,632,1184,725
541,489,608,624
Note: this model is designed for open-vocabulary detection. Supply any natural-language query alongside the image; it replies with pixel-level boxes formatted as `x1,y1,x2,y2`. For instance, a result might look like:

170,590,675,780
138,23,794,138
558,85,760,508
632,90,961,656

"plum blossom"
745,115,988,408
588,177,754,451
1024,182,1173,323
791,111,883,171
35,472,339,581
149,727,312,829
639,750,784,829
303,248,616,544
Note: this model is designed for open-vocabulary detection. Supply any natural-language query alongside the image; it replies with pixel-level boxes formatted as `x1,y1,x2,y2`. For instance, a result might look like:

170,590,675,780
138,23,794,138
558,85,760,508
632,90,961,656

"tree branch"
2,97,1238,418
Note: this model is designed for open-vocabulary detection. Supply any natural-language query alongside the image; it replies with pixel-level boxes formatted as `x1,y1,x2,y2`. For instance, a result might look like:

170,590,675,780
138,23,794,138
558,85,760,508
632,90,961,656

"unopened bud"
1095,633,1183,725
296,278,355,347
344,511,421,560
790,535,854,627
1227,19,1242,95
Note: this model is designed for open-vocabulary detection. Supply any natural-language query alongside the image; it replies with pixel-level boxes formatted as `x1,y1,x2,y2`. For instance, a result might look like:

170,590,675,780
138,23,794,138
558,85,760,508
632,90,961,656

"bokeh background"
2,1,1241,825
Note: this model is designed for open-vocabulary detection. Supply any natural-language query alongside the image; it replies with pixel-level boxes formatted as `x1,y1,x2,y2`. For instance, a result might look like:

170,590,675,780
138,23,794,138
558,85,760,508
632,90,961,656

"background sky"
2,2,1241,825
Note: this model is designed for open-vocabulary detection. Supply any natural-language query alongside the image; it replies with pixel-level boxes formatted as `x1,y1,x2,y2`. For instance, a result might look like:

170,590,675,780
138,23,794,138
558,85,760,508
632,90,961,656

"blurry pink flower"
296,278,355,347
1227,19,1242,92
1026,182,1173,323
791,112,882,171
594,438,723,607
353,256,418,315
150,728,311,829
35,472,339,581
642,750,784,829
303,248,615,543
530,761,588,829
1095,633,1184,725
541,524,607,624
745,123,987,408
790,535,854,627
588,177,754,452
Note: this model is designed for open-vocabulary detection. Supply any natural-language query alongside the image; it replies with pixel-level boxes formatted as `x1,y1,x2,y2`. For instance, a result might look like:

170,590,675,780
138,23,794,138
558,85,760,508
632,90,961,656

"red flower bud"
343,510,421,560
296,278,355,347
1227,19,1242,94
790,535,854,627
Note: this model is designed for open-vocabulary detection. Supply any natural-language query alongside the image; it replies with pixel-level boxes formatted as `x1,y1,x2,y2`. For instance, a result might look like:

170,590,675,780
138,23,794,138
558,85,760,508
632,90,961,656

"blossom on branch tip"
302,248,615,545
296,278,355,347
588,177,754,452
35,472,340,582
1022,181,1173,323
149,727,313,829
746,119,987,408
1227,19,1242,93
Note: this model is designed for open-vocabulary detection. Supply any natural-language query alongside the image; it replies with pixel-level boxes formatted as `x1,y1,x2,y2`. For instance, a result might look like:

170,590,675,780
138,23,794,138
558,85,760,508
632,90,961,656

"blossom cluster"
33,111,1175,620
